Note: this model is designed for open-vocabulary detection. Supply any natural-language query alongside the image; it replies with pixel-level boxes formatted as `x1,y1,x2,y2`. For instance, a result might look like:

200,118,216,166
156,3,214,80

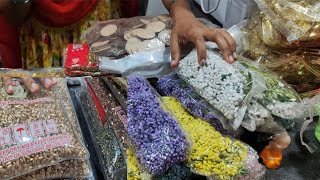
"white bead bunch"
243,100,273,131
266,101,304,119
178,50,249,120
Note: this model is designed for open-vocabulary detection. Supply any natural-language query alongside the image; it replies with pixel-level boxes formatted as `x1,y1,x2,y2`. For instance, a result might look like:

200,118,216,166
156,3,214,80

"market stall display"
1,1,319,179
0,70,90,179
163,97,266,180
127,74,189,176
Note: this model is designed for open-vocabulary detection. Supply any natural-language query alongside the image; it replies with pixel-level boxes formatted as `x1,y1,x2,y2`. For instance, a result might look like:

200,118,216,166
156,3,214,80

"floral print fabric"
19,0,119,69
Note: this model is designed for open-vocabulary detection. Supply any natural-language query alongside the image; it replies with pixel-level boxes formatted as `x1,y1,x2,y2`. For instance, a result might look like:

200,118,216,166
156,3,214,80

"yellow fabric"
19,0,119,69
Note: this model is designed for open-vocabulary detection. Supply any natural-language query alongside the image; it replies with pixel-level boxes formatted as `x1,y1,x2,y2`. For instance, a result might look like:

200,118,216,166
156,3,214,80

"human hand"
3,77,58,94
170,9,237,68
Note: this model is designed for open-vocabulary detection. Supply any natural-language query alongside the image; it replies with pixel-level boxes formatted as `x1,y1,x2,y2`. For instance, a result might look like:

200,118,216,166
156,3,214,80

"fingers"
170,32,181,68
3,77,14,94
20,77,39,93
39,77,58,89
220,30,237,57
205,28,237,63
192,36,207,66
2,77,58,95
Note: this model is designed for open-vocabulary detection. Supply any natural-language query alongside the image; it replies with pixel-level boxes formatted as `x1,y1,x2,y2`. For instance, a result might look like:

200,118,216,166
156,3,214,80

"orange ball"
260,147,283,170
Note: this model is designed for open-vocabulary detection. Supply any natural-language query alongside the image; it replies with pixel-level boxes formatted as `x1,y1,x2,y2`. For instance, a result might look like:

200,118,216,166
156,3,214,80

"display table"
65,77,319,180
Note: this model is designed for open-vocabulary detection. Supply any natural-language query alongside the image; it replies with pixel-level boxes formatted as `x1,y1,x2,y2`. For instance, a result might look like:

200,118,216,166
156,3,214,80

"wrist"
171,6,195,23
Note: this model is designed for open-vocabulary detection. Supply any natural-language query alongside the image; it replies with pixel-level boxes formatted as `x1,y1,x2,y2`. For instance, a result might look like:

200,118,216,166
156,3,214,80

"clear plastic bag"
177,49,261,131
239,58,303,116
299,95,320,152
77,78,127,179
163,97,266,180
84,15,172,58
241,6,320,96
0,70,89,180
127,74,189,176
205,22,247,54
31,77,93,179
254,0,320,42
99,121,127,179
99,48,173,78
242,4,320,50
86,77,128,153
14,76,93,180
238,58,305,132
63,43,106,77
156,74,233,135
178,49,306,133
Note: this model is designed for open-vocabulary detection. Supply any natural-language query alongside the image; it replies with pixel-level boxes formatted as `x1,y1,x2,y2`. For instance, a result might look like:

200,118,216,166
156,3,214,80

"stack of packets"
64,43,109,77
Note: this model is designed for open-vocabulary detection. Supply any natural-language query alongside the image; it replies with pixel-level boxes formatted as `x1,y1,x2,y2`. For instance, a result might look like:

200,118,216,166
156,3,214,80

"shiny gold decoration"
242,2,320,96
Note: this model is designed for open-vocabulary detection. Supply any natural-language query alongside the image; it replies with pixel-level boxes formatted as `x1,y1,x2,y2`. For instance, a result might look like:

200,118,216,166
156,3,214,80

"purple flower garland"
127,74,188,176
157,74,227,134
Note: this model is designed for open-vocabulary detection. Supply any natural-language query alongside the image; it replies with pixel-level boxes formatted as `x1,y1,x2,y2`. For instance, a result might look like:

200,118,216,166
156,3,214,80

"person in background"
0,0,119,93
0,0,236,92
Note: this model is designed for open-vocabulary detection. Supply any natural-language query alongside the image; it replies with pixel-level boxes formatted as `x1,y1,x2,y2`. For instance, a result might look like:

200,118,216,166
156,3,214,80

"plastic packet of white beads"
0,70,89,179
177,49,265,131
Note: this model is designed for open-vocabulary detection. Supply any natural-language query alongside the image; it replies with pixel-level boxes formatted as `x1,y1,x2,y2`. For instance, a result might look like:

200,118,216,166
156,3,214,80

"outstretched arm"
0,0,31,25
162,0,237,67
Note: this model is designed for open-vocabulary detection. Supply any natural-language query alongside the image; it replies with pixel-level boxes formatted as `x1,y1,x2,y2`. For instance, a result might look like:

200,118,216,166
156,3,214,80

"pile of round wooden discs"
87,15,173,57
